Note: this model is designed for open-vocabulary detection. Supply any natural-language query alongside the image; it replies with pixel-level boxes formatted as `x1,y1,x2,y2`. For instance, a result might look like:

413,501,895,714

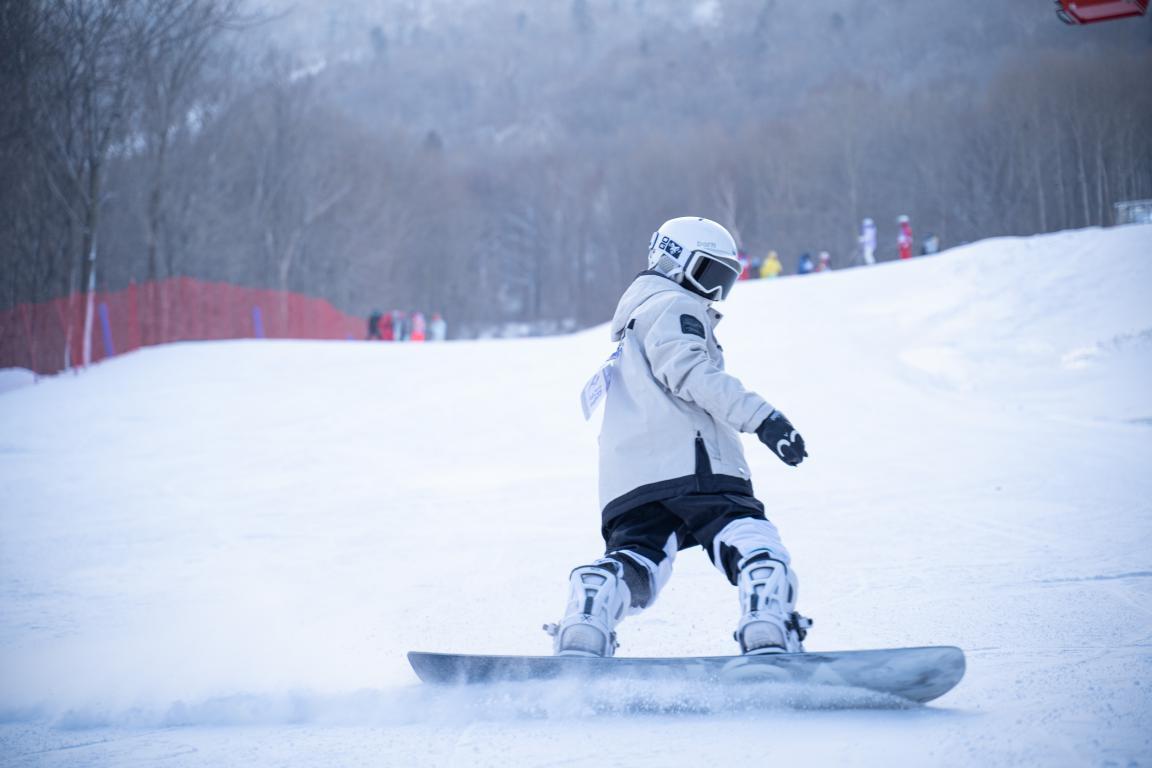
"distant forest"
2,0,1151,336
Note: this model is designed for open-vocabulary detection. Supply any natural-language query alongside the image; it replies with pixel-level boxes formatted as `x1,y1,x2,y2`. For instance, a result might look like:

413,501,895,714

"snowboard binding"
734,551,811,654
547,560,630,657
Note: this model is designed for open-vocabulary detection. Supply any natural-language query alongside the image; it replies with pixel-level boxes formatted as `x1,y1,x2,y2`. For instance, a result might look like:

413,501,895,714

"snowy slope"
1,225,1150,767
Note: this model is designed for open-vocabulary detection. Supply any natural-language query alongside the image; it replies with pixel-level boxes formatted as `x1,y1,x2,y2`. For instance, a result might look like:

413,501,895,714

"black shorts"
602,492,767,585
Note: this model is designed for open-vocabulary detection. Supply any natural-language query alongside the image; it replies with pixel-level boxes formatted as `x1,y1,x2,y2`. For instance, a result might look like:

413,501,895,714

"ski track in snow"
1,225,1151,766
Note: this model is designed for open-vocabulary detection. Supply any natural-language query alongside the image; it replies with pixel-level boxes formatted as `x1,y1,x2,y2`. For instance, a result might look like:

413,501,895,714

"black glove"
756,409,807,467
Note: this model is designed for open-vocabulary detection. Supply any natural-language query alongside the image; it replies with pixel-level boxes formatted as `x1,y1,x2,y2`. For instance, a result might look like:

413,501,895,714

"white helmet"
647,216,741,301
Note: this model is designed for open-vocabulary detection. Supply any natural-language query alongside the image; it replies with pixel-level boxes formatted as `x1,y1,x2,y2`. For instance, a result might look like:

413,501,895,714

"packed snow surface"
2,226,1151,766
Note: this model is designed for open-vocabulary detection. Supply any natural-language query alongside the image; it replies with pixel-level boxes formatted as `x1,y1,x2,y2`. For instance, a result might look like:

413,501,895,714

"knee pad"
605,538,674,614
712,517,790,583
734,551,808,654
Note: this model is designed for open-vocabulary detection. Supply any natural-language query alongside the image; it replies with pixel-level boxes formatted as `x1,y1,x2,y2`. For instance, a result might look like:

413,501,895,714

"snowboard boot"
734,551,812,655
544,560,630,657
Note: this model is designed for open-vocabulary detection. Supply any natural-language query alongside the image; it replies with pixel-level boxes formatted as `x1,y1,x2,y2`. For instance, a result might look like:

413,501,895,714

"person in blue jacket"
797,252,815,275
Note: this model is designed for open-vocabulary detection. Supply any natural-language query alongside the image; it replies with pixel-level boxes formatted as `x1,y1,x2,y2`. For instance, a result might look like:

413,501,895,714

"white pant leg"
605,532,677,616
710,516,791,574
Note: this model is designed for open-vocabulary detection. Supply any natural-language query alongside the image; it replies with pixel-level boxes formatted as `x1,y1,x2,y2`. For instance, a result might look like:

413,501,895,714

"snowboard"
408,645,965,704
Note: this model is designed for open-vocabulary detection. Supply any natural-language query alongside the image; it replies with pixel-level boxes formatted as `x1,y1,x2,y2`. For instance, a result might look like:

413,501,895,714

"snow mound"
1,225,1150,767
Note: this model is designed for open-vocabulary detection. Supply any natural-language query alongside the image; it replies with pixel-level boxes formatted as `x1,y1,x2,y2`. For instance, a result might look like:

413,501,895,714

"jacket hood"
610,272,713,342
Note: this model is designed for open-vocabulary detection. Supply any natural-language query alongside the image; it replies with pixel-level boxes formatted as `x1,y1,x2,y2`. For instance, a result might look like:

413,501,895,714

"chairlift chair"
1055,0,1149,24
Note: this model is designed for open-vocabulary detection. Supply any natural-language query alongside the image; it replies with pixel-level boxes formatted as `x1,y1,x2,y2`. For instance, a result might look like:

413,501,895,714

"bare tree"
135,0,243,283
5,0,1152,360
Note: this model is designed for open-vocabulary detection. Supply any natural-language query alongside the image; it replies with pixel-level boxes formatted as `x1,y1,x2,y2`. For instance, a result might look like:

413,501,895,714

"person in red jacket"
380,311,395,341
897,215,914,260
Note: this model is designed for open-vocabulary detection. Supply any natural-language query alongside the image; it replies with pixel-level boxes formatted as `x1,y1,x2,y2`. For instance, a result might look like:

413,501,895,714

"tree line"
2,0,1150,346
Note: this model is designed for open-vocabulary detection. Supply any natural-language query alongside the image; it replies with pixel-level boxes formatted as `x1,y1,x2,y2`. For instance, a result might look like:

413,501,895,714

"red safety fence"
0,277,365,376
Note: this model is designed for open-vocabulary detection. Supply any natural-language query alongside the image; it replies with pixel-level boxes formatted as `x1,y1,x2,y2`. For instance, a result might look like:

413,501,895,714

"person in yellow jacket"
759,250,783,279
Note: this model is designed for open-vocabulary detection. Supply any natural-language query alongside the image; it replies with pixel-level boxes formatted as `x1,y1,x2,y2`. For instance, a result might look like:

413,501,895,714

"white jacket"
598,273,775,521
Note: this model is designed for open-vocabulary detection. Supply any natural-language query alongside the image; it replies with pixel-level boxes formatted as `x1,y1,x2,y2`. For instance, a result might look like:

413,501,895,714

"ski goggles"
683,250,741,300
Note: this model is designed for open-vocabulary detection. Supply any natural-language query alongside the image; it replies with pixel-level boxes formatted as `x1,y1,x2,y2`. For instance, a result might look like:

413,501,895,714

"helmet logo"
658,236,683,259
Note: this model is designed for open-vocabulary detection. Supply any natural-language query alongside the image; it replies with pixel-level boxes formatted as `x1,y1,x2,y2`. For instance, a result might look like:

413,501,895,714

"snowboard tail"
408,646,965,704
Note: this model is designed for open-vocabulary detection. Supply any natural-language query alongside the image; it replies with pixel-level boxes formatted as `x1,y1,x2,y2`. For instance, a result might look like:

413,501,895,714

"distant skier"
411,311,427,342
897,215,914,260
392,310,408,341
429,312,447,341
921,234,940,256
759,250,782,279
797,252,815,275
550,216,811,658
814,251,832,272
859,218,877,265
748,252,763,280
366,310,383,340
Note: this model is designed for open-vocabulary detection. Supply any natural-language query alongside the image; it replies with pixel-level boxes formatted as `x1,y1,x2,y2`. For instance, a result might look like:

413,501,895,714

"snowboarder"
897,215,914,260
549,216,811,658
859,218,877,265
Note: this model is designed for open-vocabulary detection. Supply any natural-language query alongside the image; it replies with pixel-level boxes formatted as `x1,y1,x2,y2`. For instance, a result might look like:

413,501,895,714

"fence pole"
98,302,115,358
128,281,140,352
18,303,36,373
252,306,265,338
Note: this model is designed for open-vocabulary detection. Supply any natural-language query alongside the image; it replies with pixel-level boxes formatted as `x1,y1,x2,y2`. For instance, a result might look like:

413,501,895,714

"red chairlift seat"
1055,0,1149,24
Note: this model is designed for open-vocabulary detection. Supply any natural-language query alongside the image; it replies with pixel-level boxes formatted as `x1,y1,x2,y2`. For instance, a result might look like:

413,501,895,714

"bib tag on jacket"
580,343,622,421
